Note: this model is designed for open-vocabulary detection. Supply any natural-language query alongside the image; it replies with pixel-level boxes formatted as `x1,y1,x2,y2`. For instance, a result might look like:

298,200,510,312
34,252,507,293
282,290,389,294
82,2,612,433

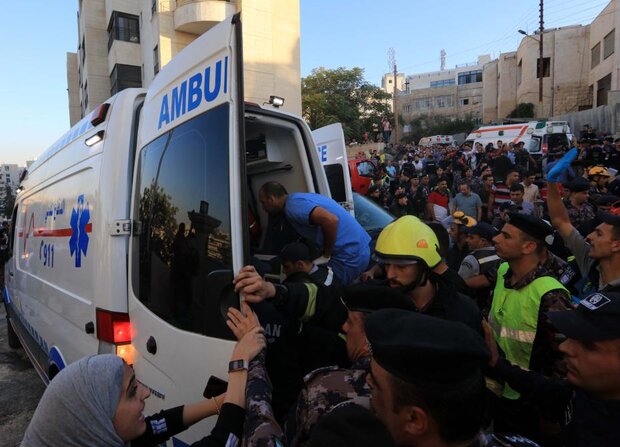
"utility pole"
388,48,398,145
539,0,544,110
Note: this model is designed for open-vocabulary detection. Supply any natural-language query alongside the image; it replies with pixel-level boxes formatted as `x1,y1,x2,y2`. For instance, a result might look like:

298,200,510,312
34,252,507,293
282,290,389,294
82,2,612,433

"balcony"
174,0,235,35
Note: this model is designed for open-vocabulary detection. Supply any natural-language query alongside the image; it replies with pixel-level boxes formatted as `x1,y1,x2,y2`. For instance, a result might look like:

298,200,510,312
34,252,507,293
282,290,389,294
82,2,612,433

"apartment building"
386,55,490,137
67,0,301,125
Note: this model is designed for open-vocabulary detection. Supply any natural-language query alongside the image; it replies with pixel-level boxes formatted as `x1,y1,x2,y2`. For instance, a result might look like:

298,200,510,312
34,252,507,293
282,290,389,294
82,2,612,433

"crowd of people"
21,134,620,446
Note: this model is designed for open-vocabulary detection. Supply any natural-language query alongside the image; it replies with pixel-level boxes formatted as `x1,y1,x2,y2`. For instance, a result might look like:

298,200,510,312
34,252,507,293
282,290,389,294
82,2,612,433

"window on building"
591,42,601,68
134,103,233,338
403,104,412,113
154,45,160,75
80,36,86,65
604,29,615,59
108,11,140,50
517,59,522,85
110,64,142,95
457,70,482,85
459,98,469,106
435,95,454,108
430,79,455,88
597,73,612,106
413,97,432,110
536,57,551,78
84,81,88,111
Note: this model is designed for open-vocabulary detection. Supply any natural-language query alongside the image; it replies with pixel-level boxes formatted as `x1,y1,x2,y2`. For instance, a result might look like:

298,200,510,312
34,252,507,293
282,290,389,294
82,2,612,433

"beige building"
483,25,591,122
483,0,620,123
390,56,491,137
67,0,301,125
590,0,620,108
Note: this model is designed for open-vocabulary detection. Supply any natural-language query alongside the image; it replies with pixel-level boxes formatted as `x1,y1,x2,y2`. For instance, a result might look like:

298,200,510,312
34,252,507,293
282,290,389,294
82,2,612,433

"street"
0,306,45,446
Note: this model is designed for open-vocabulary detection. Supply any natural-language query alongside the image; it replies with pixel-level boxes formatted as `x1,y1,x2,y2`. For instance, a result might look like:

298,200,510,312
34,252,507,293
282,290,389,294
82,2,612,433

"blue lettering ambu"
158,56,228,129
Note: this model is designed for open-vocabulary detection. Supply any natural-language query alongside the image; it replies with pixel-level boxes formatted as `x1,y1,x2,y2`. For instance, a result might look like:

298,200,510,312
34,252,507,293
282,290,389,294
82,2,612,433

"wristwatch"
228,359,248,373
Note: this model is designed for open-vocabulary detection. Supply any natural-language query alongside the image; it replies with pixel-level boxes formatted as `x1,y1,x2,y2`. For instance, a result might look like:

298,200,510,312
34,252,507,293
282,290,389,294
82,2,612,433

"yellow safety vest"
489,262,568,400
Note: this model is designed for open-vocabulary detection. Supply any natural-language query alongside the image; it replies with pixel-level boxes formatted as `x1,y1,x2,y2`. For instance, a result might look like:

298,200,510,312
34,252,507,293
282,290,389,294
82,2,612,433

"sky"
0,0,609,166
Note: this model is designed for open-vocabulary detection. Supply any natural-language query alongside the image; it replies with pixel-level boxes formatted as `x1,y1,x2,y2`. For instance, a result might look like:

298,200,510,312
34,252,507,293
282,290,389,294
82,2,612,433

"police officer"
547,150,620,296
284,285,415,446
365,309,541,447
458,222,500,314
484,291,620,446
489,213,572,440
564,177,595,230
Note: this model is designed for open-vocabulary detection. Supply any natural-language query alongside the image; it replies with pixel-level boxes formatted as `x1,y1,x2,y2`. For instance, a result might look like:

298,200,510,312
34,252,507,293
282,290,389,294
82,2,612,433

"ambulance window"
135,103,232,337
323,164,347,203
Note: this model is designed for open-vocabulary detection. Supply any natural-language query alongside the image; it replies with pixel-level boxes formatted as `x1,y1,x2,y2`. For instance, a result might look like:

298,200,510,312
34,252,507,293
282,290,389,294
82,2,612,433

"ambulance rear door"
127,14,247,445
312,123,354,214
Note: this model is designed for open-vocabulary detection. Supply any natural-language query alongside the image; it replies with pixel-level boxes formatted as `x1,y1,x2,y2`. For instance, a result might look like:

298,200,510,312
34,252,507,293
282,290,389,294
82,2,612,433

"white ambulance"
3,15,350,446
418,135,454,147
464,120,572,157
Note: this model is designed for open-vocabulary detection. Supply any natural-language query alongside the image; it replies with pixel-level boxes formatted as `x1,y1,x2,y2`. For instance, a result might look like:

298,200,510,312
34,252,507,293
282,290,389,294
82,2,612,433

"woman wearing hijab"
22,306,265,447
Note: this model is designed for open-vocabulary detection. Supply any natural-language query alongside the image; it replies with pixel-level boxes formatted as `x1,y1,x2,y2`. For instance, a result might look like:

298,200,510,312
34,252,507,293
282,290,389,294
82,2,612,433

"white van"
465,121,572,157
3,15,350,446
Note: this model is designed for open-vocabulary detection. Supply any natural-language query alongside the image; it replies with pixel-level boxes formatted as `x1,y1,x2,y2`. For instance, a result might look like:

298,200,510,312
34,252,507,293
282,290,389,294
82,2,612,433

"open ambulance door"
312,123,354,215
127,14,247,445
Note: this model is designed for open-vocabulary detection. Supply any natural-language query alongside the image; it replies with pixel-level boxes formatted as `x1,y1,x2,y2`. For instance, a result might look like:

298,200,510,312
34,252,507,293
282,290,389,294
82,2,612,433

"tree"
302,67,392,142
1,184,15,218
507,103,535,118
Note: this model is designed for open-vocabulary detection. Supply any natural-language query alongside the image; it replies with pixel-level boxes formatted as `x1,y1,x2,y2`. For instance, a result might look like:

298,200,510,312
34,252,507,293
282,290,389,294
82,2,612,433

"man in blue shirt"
258,182,371,285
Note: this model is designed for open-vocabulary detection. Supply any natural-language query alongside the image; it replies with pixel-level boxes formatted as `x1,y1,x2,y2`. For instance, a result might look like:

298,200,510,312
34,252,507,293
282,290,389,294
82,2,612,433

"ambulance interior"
244,112,315,274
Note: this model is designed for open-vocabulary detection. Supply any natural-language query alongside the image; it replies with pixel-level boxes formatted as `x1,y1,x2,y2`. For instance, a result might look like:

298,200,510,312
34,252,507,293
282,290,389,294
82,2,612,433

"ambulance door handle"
146,336,157,355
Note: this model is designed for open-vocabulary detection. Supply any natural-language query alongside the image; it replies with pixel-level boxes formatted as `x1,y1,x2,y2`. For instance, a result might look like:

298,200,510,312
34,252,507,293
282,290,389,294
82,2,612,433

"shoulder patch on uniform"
581,293,611,310
303,365,341,382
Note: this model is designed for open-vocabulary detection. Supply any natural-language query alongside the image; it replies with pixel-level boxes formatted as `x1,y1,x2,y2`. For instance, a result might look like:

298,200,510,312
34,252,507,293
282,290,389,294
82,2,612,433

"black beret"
567,177,590,193
279,242,312,262
365,309,489,386
596,194,620,207
341,284,416,313
464,222,498,241
308,403,395,447
505,213,553,243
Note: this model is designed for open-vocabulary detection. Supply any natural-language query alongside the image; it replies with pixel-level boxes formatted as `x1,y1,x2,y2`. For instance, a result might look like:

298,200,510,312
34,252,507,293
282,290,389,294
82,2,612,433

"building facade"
0,164,24,214
67,0,301,125
389,55,490,138
483,0,620,123
483,25,592,122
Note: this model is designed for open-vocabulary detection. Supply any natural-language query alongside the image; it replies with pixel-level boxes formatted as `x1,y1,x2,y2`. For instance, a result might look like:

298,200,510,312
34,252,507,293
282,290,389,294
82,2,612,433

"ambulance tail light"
542,142,548,155
116,343,136,365
96,309,132,344
90,103,110,127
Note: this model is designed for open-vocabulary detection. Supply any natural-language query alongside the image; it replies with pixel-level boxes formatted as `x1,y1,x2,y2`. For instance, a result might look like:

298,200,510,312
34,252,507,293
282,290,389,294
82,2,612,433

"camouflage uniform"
473,433,541,446
564,199,596,229
284,356,371,447
243,351,284,447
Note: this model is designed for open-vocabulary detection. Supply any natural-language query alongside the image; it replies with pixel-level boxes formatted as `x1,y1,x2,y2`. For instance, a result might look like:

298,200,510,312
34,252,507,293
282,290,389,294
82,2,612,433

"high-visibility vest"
489,262,568,400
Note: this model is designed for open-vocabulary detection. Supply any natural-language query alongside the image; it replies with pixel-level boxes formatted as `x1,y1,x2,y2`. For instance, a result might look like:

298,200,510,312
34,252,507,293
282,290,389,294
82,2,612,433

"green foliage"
401,114,479,143
507,103,535,118
302,67,392,141
1,185,15,218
